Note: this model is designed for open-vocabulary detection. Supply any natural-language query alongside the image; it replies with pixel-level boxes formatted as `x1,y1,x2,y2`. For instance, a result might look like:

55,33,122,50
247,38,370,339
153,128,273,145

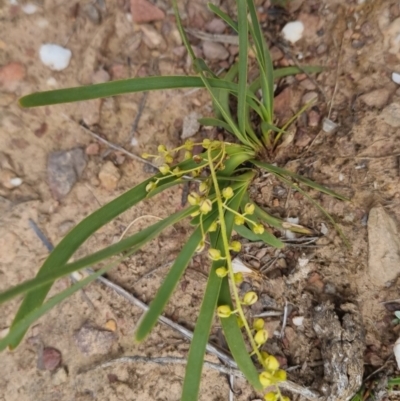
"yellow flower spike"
195,240,205,252
165,154,174,164
254,329,268,345
243,291,258,305
259,371,273,388
217,305,232,318
199,199,212,214
208,220,218,232
230,241,241,252
199,181,209,194
253,318,265,331
187,192,201,206
158,144,167,154
215,267,228,278
233,272,243,285
244,203,255,215
202,138,211,148
253,223,265,235
145,181,157,192
273,369,287,382
208,248,222,261
264,393,278,401
222,186,234,199
184,139,194,150
265,355,279,372
159,164,170,175
184,150,193,160
234,215,245,225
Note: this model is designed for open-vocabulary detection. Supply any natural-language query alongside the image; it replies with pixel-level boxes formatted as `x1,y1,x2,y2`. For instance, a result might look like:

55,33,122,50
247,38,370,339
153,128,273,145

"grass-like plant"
0,1,347,400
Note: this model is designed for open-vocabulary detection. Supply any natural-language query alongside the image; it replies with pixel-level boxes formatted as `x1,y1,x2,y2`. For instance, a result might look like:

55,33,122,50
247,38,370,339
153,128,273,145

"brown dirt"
1,0,400,400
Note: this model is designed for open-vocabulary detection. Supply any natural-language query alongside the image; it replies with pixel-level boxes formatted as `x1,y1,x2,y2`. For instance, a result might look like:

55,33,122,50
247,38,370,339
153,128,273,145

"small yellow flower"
202,138,211,148
184,150,193,160
264,393,278,401
191,169,200,177
244,203,255,215
172,166,183,177
253,318,264,331
233,272,243,285
165,154,174,164
234,215,245,225
158,144,167,153
208,220,218,232
208,248,222,261
265,355,279,372
195,240,205,252
145,181,157,192
184,139,194,150
217,305,232,318
190,209,200,217
222,187,234,199
187,192,201,206
273,369,287,382
261,351,270,361
215,267,228,278
199,181,209,194
254,329,268,345
253,223,265,235
243,291,258,305
259,371,273,388
200,199,212,214
159,164,170,175
230,241,241,252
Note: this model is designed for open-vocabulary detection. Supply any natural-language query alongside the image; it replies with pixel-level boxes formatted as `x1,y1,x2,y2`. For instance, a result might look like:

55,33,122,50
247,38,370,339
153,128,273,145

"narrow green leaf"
135,210,219,341
0,262,114,351
250,160,348,200
0,207,194,305
207,3,238,32
181,187,245,401
234,223,284,248
219,278,262,391
236,0,249,136
8,173,181,349
198,117,234,134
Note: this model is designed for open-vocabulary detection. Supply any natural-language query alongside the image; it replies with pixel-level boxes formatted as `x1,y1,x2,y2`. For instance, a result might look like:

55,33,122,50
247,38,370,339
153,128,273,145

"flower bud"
233,272,243,285
264,393,278,401
254,329,268,345
165,154,174,164
273,369,287,382
184,150,193,160
215,267,228,278
159,164,170,175
230,241,241,252
234,215,245,225
222,187,234,199
208,220,218,232
146,181,157,192
259,371,273,388
184,139,194,150
202,138,211,148
244,203,255,215
172,167,183,177
253,318,264,331
190,210,200,217
195,240,205,252
217,305,232,318
158,144,167,153
236,316,244,328
252,223,265,235
193,155,203,164
188,192,201,206
200,199,212,214
243,291,258,305
265,355,279,372
261,351,270,361
208,248,222,261
199,181,209,194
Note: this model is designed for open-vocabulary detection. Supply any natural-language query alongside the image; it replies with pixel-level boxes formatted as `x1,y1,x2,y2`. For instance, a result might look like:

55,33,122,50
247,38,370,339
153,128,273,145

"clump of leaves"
0,1,347,400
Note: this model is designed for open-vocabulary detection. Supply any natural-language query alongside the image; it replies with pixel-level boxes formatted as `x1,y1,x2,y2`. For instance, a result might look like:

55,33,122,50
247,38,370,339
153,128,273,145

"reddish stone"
0,62,26,92
130,0,165,24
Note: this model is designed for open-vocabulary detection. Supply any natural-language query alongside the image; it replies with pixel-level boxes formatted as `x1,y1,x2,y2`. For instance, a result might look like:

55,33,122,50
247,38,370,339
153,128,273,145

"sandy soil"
1,0,400,400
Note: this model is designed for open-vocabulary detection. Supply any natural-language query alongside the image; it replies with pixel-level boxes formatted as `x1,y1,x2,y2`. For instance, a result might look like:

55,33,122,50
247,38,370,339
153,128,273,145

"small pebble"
140,24,165,49
74,323,116,356
92,68,110,84
39,44,72,71
181,111,201,139
205,18,226,34
98,161,121,191
130,0,165,24
281,21,304,44
308,109,320,127
302,91,318,105
202,41,229,61
82,3,101,24
85,143,100,155
292,316,304,326
0,62,26,92
322,117,338,134
52,367,68,385
42,347,62,371
392,72,400,85
105,319,117,332
0,169,22,189
22,3,38,14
